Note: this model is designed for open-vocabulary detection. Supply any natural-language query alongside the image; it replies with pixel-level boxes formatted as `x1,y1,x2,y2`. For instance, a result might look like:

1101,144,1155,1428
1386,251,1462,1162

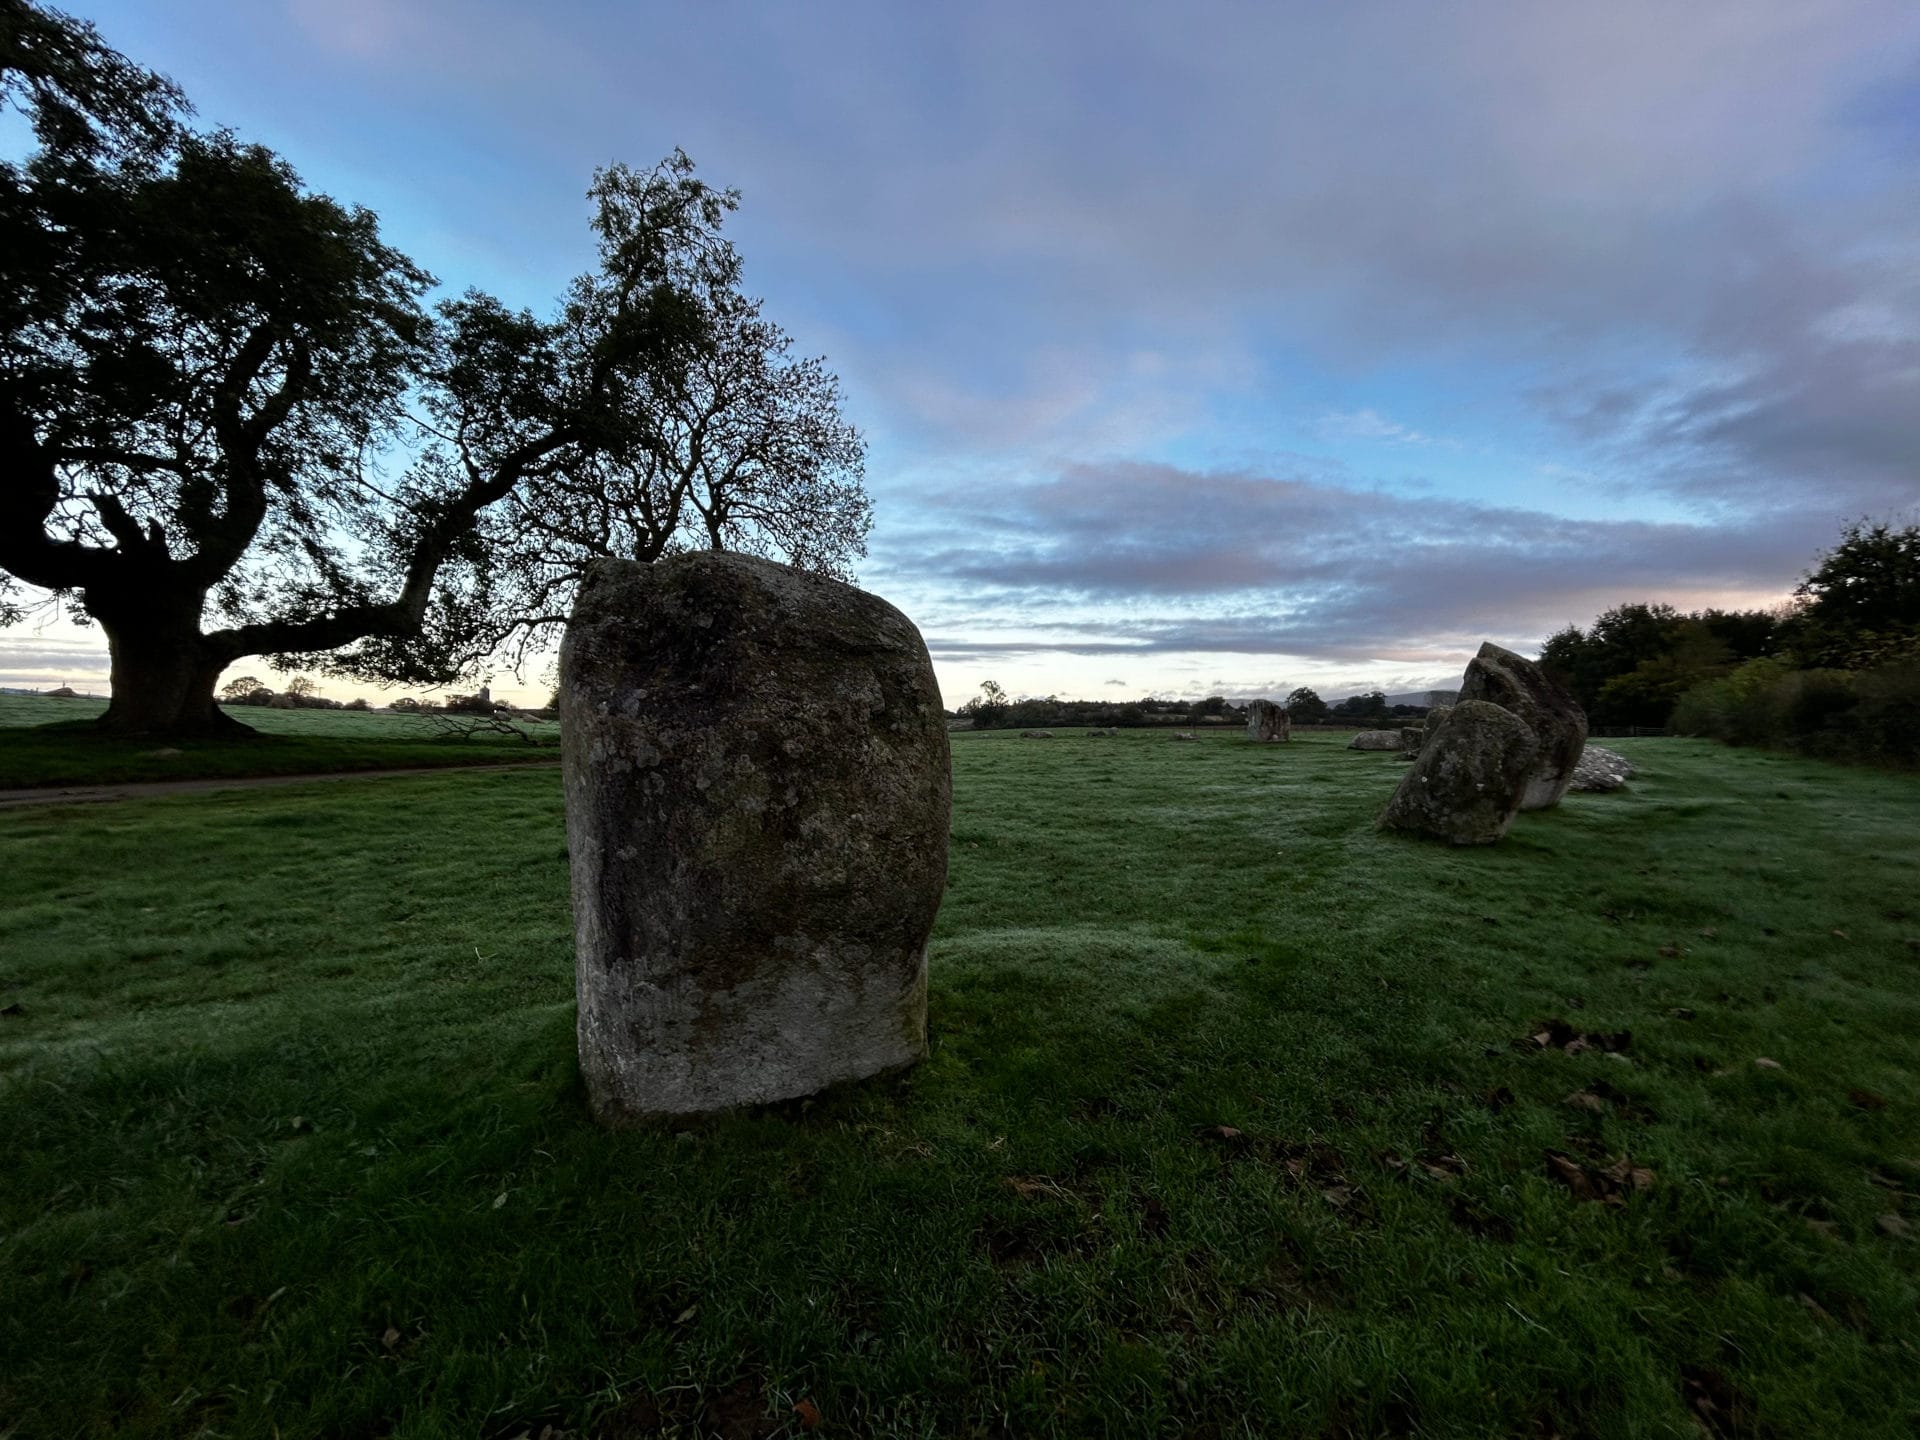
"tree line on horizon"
0,0,868,738
952,680,1427,731
1541,519,1920,765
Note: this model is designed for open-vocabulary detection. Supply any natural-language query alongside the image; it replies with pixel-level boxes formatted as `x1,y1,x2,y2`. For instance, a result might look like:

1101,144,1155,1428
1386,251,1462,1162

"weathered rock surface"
1378,700,1540,844
1458,642,1587,810
1570,744,1635,792
1246,699,1291,742
1172,731,1199,741
560,552,950,1125
1400,726,1423,751
1019,729,1054,739
1348,729,1405,751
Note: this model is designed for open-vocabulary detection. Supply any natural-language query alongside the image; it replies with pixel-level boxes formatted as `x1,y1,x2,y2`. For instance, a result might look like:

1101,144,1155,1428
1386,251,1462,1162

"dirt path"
0,761,561,811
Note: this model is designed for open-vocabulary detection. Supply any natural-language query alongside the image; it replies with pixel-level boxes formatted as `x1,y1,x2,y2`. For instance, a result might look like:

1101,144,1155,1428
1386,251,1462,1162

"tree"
1,4,870,735
960,679,1008,729
218,674,264,702
1785,519,1920,668
1,3,432,734
466,284,869,668
1285,686,1328,724
284,674,316,699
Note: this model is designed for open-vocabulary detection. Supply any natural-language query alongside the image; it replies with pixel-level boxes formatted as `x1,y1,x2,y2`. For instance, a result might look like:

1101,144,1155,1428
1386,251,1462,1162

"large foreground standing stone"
560,552,950,1124
1378,700,1540,845
1458,642,1587,810
1246,699,1291,742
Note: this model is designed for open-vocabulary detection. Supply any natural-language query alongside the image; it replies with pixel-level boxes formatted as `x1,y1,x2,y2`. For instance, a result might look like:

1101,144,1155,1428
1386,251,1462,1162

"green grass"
0,694,559,788
2,731,1916,1437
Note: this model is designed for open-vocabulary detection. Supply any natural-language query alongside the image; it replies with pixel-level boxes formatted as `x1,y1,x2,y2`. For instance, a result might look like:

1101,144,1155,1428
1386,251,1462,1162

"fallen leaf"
1657,944,1681,959
793,1398,823,1430
1599,1157,1656,1193
492,1192,508,1209
1419,1154,1469,1181
1198,1124,1244,1144
381,1326,401,1351
1321,1184,1355,1208
1666,1007,1696,1021
1698,927,1719,939
1564,1089,1609,1114
1831,929,1849,940
288,1115,312,1133
673,1305,698,1325
1544,1151,1599,1202
1755,1057,1784,1071
1879,1214,1912,1238
1545,1150,1653,1205
1848,1088,1889,1111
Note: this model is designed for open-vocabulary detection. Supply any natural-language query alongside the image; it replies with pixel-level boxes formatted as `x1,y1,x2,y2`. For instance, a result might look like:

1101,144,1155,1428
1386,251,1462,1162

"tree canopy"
0,1,870,734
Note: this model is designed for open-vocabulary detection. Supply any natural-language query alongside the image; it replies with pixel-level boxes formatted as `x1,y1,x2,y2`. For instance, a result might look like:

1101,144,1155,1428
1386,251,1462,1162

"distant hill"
1383,689,1459,709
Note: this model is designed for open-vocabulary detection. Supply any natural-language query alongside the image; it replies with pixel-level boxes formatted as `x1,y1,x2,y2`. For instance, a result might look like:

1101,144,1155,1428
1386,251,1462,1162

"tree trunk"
93,600,251,738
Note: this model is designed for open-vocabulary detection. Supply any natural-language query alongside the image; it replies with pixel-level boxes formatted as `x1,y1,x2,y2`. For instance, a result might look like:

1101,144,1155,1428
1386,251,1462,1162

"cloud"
878,460,1817,666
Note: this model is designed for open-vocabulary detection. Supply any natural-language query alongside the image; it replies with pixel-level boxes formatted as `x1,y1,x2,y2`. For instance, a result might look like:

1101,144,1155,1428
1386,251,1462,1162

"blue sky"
6,1,1920,704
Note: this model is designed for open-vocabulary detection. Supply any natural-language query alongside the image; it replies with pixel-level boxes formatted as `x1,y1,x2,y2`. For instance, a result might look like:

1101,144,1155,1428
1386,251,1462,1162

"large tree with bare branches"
0,1,868,734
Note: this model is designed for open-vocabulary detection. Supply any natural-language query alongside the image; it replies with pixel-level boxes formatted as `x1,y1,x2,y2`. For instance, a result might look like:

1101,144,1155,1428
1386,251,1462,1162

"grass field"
2,731,1916,1437
0,695,559,789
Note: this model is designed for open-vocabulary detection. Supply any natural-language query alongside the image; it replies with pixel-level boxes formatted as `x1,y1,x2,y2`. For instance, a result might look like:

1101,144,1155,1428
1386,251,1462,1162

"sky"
6,1,1920,706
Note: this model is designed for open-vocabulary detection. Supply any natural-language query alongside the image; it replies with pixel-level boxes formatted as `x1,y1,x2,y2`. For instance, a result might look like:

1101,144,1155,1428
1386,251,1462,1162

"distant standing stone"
560,552,950,1124
1019,730,1054,739
1377,700,1540,844
1246,699,1291,742
1458,642,1587,809
1348,729,1405,751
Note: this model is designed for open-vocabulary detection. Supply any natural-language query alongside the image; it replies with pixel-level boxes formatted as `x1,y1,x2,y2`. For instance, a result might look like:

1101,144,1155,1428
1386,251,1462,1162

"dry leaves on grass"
1544,1150,1656,1205
1514,1018,1632,1057
1848,1088,1889,1110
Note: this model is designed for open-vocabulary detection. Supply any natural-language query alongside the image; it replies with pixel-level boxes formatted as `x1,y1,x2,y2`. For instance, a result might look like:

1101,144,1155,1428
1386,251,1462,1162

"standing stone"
1458,642,1587,810
1570,743,1636,792
1400,725,1423,751
560,552,950,1125
1378,700,1540,845
1246,699,1292,742
1348,729,1405,751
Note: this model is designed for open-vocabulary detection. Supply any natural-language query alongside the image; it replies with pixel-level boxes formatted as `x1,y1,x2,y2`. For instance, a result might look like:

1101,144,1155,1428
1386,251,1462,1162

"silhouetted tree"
1285,686,1329,724
1,4,869,735
1784,519,1920,668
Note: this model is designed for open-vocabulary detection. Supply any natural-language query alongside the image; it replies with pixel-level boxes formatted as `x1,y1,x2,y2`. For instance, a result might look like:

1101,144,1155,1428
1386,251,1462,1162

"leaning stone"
1458,642,1587,810
560,552,949,1125
1378,700,1540,845
1020,730,1054,739
1348,729,1405,751
1245,699,1291,742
